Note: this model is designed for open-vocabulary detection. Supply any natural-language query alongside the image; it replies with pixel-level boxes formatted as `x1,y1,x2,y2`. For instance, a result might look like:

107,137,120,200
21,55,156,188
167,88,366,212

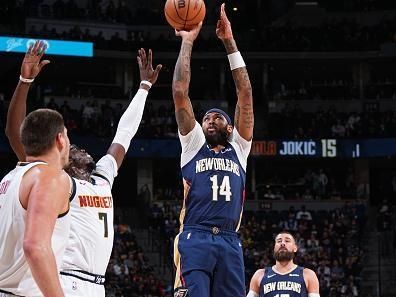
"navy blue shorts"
173,225,245,297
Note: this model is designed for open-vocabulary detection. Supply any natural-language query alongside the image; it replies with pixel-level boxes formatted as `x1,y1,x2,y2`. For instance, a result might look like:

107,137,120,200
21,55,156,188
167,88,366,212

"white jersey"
0,162,70,297
61,154,117,276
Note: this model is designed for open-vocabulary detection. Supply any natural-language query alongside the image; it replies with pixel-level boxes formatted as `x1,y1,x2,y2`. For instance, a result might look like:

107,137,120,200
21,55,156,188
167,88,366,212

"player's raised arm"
107,48,162,168
172,23,202,136
216,3,254,141
5,40,50,161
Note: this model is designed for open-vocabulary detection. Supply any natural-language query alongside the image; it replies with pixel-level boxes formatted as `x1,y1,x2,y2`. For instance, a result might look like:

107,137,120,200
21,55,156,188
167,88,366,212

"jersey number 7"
98,212,109,238
210,175,232,201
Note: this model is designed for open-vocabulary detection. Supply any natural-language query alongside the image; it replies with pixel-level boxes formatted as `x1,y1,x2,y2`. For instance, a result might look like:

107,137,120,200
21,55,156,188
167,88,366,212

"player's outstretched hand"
137,48,162,85
21,40,50,80
175,21,203,44
216,3,234,41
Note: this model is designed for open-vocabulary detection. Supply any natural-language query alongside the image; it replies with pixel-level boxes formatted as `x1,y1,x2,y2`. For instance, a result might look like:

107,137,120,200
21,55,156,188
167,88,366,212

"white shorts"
60,274,105,297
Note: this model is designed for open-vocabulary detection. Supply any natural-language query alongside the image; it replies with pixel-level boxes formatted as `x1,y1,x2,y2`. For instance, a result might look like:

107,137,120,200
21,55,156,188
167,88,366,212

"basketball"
164,0,206,31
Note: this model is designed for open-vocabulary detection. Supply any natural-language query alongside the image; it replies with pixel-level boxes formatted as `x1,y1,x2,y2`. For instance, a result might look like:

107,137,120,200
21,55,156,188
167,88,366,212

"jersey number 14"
210,175,232,201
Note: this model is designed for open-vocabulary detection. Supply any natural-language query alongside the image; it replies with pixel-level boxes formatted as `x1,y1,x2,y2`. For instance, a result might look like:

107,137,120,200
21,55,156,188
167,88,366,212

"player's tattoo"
174,41,193,83
176,107,195,135
223,40,253,135
173,41,195,133
223,39,238,54
235,103,254,131
232,68,252,94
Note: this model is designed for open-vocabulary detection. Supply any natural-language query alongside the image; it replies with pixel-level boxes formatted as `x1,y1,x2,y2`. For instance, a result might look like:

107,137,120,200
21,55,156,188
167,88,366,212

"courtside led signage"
0,36,93,57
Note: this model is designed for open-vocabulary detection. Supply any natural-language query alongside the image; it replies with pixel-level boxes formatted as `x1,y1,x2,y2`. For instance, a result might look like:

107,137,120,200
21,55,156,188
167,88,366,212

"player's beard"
274,248,295,262
205,127,229,148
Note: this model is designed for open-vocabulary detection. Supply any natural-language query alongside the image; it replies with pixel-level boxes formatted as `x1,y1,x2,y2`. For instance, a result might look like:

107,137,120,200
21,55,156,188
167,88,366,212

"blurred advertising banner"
0,36,93,57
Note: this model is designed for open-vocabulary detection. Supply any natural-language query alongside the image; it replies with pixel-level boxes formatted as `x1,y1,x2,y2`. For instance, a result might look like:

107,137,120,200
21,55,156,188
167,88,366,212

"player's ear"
226,124,233,133
56,129,68,153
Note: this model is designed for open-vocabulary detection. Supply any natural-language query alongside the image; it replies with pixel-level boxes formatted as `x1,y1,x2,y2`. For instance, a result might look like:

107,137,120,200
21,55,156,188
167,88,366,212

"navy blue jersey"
178,122,251,231
259,266,308,297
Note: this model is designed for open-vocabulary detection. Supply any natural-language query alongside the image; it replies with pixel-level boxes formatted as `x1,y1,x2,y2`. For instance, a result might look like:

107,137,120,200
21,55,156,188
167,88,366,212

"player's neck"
274,261,297,274
207,142,227,152
26,152,63,171
209,145,225,152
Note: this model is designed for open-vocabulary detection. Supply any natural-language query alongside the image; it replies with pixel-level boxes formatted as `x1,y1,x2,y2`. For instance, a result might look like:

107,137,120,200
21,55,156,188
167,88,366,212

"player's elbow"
4,126,11,139
4,125,19,143
23,239,48,262
172,81,187,95
172,87,187,103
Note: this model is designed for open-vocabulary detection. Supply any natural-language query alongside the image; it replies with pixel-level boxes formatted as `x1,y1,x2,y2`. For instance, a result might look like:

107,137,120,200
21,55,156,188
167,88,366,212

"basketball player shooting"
172,3,253,297
5,40,162,297
247,231,320,297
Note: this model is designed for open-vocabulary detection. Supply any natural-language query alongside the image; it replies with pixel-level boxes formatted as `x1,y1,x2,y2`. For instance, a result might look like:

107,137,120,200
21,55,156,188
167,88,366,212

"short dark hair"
21,109,65,156
275,230,296,243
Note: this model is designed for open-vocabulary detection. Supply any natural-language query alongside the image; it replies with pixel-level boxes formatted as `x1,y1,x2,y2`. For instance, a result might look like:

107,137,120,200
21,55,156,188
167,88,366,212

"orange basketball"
164,0,206,31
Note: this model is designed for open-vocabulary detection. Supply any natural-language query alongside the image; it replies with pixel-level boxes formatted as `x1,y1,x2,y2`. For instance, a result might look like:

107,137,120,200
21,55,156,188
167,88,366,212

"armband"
140,80,152,89
227,51,246,70
19,75,34,83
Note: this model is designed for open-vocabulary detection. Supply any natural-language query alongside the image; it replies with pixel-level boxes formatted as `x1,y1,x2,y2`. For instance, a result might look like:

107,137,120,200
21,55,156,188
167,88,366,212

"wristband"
227,51,246,70
140,80,152,89
246,291,259,297
19,75,34,83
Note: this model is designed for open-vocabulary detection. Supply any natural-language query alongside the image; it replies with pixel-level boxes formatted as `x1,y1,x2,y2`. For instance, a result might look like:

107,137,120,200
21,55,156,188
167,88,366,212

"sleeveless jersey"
0,162,70,297
61,154,117,275
178,121,251,231
259,266,308,297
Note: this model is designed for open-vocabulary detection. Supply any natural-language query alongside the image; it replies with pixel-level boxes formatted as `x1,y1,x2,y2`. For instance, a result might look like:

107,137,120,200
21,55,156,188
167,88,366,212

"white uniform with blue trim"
60,154,117,297
0,162,70,297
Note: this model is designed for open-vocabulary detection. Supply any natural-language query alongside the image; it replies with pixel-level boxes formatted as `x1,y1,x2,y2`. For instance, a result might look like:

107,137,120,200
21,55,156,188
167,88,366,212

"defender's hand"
137,48,162,85
175,22,203,44
21,40,50,80
216,3,233,41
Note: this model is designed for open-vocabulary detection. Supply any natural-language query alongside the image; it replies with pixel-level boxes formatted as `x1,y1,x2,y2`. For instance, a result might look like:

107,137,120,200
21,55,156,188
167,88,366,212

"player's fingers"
148,49,153,68
191,22,202,34
36,40,45,54
154,64,162,76
39,60,50,70
141,48,147,66
31,41,39,54
37,43,46,57
137,56,143,68
27,43,34,55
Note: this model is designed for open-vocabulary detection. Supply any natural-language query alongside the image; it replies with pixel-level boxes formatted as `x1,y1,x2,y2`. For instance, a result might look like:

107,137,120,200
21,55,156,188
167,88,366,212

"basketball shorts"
174,225,245,297
60,271,105,297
